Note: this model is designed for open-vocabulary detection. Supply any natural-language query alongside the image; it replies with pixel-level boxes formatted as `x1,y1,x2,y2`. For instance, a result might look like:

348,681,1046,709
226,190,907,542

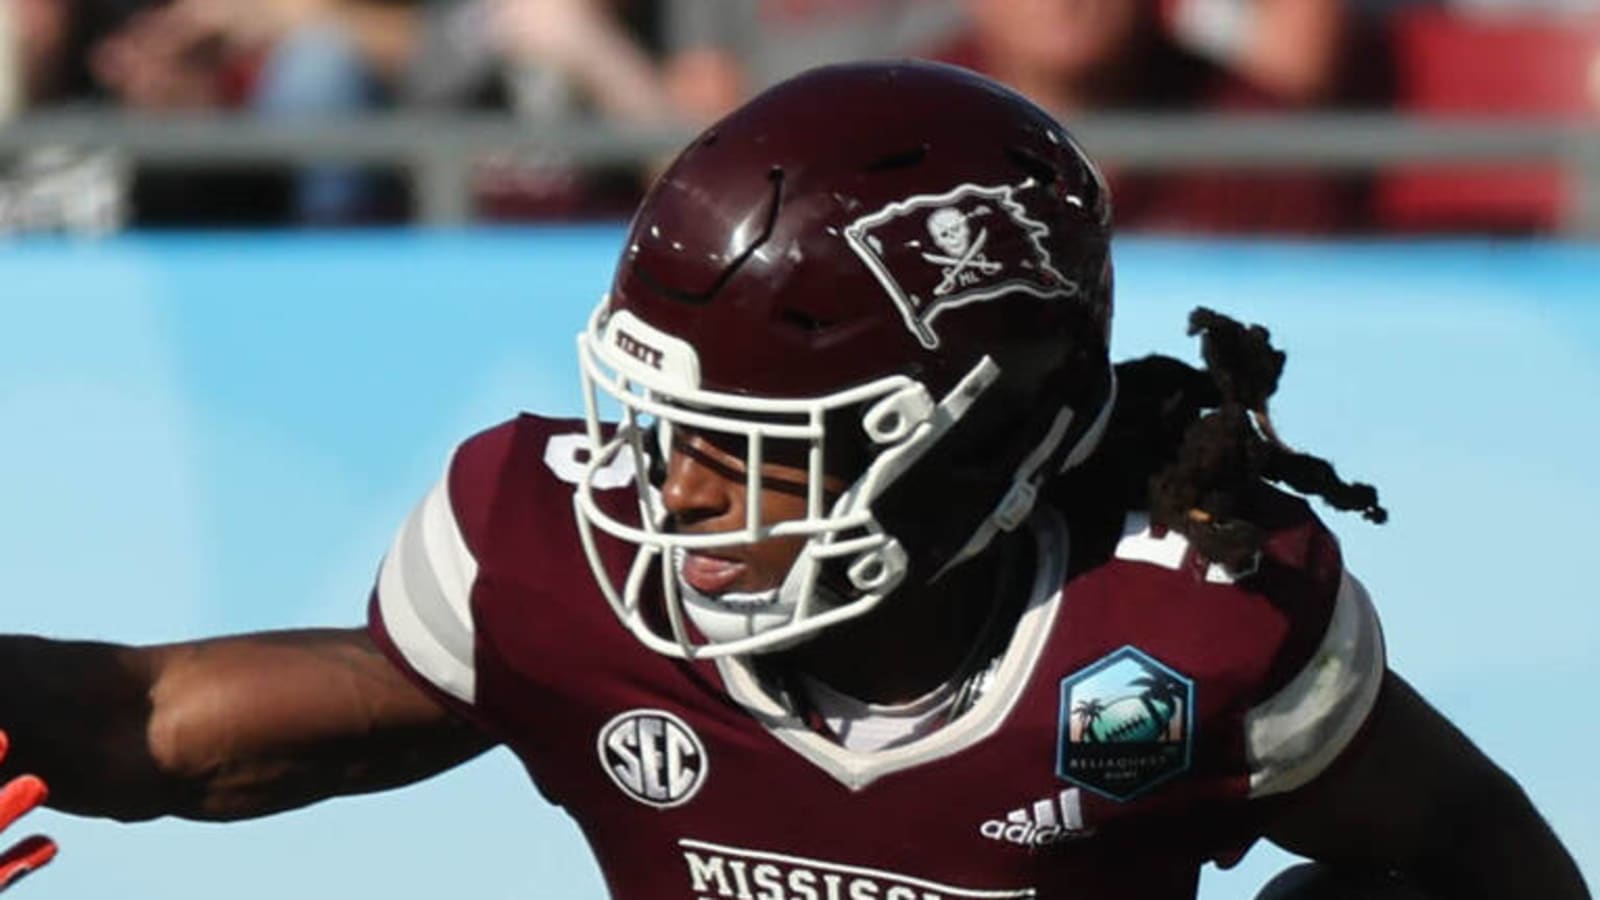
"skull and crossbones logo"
922,207,1003,296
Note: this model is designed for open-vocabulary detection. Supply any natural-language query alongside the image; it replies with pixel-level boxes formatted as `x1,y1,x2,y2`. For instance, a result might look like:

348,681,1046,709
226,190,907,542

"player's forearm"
3,629,489,824
0,635,181,821
136,629,493,822
1266,673,1590,900
1408,775,1590,900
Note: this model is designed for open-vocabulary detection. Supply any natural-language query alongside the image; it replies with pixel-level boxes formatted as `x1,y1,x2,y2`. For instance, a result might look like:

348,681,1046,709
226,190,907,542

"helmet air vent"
862,144,929,173
1004,145,1059,189
779,308,834,334
633,166,786,306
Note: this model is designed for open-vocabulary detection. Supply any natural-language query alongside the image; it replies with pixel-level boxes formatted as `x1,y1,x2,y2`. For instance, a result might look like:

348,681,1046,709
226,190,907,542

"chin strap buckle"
994,480,1038,532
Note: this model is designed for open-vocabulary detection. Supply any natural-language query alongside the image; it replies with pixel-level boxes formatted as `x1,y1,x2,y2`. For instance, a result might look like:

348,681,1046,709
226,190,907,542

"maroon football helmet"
575,61,1117,658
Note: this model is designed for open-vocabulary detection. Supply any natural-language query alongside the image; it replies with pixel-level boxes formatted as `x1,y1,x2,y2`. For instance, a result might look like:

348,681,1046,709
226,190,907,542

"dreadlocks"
1096,307,1387,570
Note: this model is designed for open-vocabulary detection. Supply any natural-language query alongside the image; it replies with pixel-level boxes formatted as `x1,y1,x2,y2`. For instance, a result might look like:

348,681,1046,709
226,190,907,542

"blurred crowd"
1,0,1597,234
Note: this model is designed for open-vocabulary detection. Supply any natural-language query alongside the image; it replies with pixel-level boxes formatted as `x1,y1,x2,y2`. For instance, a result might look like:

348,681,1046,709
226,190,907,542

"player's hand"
0,732,56,892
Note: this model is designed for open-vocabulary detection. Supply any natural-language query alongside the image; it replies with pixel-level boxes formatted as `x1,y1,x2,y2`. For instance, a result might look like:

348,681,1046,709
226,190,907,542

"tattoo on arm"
146,628,494,821
1,629,493,823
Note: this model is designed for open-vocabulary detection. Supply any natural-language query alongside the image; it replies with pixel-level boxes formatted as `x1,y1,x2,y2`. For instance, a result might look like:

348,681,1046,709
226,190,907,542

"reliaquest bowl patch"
1056,646,1193,801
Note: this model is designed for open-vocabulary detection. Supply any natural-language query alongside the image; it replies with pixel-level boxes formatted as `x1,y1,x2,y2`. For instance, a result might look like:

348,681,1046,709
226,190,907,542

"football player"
0,62,1588,900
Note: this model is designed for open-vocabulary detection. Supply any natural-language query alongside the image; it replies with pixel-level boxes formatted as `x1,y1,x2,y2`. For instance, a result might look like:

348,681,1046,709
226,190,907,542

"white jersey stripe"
377,474,480,704
398,483,475,660
1244,570,1385,797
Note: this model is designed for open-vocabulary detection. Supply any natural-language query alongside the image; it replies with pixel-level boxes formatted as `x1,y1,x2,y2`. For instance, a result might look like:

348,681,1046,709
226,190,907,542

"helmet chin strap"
936,367,1119,581
1058,369,1118,474
674,547,854,652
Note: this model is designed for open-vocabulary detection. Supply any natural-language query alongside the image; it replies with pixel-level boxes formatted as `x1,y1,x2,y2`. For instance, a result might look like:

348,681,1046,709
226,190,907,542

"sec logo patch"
1056,646,1193,801
597,709,708,807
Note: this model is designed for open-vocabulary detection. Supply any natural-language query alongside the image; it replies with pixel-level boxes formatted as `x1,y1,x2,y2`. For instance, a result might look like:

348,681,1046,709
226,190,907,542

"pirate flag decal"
844,180,1079,349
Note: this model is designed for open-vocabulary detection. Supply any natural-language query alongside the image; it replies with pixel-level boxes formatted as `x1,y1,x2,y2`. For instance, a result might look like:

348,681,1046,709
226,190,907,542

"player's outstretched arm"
1263,671,1590,900
0,629,492,823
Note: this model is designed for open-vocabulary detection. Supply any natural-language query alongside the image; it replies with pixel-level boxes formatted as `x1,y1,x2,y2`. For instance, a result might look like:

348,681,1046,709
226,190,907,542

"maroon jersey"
369,415,1384,900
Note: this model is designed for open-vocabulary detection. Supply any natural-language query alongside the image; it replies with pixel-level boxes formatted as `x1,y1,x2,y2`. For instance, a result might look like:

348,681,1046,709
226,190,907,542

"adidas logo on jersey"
979,788,1092,847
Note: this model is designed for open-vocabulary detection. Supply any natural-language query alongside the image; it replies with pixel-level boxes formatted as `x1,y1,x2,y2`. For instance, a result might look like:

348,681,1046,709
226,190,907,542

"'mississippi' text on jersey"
368,415,1384,900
